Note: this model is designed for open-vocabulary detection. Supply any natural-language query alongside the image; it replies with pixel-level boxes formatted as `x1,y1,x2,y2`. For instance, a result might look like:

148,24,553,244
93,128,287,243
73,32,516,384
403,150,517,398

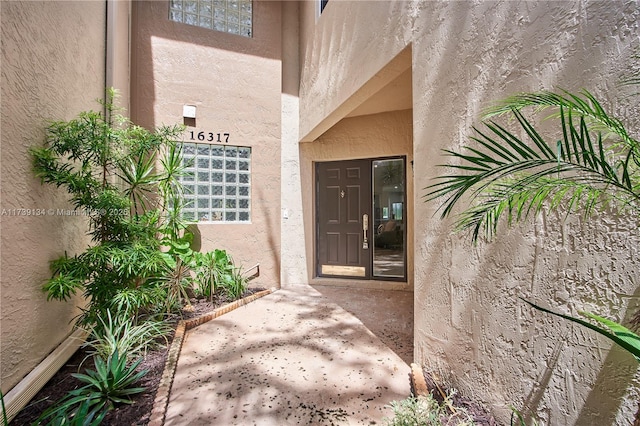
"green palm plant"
426,89,640,241
425,88,640,360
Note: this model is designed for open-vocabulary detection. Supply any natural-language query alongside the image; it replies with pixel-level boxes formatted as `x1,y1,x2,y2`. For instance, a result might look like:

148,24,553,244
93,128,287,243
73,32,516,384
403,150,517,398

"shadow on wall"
130,0,281,129
416,1,637,422
574,344,638,425
182,184,280,289
430,212,640,423
255,185,281,288
521,337,565,423
574,283,640,425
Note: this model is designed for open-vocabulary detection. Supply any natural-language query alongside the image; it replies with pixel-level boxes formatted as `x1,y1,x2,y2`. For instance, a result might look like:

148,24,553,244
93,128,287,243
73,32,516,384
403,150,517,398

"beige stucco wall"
280,1,308,286
299,1,413,141
107,0,132,112
297,0,640,423
0,1,107,393
131,1,282,287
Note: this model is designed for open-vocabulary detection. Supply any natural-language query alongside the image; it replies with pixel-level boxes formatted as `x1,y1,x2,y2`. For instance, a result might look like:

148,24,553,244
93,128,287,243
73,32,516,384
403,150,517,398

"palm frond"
454,178,611,241
484,90,638,152
425,90,640,242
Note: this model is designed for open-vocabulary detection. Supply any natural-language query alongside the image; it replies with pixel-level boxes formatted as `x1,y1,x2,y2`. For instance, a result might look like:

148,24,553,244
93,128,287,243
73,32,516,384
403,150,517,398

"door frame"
315,156,407,282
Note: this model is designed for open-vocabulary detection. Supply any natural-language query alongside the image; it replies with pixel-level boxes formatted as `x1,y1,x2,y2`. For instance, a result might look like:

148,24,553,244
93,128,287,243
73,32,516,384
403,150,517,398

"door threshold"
310,277,411,291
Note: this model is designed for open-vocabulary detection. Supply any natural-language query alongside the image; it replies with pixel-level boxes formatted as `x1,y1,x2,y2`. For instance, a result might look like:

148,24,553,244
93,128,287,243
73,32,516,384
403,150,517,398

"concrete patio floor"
164,285,412,425
311,285,413,365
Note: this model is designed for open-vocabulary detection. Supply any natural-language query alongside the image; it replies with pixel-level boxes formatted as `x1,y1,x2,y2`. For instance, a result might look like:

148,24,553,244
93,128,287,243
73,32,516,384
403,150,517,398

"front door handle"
363,214,369,249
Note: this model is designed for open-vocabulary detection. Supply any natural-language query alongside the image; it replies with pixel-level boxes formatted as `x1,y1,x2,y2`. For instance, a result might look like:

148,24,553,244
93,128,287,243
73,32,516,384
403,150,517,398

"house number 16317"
189,131,230,143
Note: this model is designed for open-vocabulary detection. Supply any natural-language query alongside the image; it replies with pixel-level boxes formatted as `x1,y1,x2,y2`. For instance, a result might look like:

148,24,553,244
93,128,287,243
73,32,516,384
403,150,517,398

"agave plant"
35,349,147,425
425,87,640,361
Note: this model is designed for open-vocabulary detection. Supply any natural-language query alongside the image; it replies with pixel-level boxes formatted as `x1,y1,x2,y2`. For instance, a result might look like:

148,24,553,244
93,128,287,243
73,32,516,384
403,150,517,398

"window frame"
320,0,329,14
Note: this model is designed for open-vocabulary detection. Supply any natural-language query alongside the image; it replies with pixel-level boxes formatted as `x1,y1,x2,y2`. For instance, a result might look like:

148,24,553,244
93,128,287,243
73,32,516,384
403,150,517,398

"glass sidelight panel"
372,159,406,278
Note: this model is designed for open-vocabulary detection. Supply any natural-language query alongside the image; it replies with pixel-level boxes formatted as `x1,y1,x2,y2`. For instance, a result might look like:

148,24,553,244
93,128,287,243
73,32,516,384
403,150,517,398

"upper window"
320,0,329,14
180,143,251,223
169,0,252,37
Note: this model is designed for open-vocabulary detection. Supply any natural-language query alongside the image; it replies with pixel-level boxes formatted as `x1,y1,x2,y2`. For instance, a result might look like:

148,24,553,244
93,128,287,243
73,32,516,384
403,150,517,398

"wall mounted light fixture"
183,105,197,119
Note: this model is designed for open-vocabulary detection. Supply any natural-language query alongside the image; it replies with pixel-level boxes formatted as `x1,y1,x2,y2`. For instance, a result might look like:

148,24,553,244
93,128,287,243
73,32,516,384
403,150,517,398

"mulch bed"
10,289,265,426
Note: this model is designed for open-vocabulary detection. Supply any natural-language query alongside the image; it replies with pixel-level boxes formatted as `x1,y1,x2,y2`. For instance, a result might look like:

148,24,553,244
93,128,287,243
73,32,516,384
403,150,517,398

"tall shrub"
31,89,183,326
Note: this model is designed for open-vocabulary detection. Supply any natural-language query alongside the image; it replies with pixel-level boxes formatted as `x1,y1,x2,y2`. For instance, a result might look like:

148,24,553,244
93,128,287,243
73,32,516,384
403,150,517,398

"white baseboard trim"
3,328,87,424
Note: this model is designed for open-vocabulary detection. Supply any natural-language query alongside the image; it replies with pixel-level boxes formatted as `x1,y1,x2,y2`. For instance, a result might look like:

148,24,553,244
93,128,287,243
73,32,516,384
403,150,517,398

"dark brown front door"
316,160,371,278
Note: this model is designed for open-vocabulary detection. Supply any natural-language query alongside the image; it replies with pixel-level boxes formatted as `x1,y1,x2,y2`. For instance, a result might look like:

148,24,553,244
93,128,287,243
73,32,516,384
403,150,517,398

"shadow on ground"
164,286,411,425
311,284,413,365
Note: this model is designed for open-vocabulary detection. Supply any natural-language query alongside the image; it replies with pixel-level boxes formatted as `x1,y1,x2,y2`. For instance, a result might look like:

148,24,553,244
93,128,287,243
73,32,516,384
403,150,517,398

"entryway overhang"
299,46,412,143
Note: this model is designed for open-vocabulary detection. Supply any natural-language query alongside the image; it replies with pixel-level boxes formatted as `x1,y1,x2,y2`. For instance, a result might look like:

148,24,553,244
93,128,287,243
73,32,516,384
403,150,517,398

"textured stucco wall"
131,1,282,287
280,1,307,286
106,0,132,112
0,1,106,393
300,110,414,289
299,0,413,141
298,0,640,423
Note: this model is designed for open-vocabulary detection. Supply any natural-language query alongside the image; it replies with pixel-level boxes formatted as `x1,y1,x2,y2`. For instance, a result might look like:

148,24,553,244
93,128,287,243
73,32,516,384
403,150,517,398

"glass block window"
169,0,252,37
180,143,251,222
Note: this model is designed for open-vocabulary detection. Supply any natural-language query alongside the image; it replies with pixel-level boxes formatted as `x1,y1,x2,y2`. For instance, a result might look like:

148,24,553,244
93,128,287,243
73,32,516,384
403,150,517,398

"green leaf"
43,274,84,301
579,311,640,359
426,89,640,242
160,252,177,269
521,298,640,361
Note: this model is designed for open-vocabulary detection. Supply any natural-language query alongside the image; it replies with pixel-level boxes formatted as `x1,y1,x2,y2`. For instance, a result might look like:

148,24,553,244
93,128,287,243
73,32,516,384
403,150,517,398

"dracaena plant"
31,88,185,326
425,85,640,359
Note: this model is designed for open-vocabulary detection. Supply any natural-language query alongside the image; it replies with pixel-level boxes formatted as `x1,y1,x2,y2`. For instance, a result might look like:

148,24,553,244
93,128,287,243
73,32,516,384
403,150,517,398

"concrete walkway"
164,285,411,425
